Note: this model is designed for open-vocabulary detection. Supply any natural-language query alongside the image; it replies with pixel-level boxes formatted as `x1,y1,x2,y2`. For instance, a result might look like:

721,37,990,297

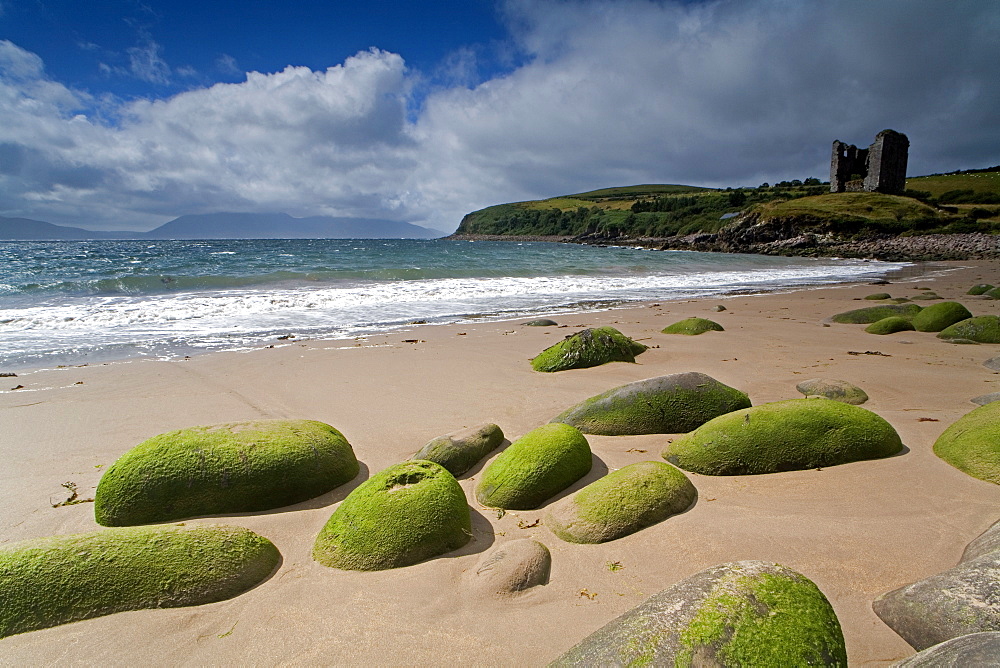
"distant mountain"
144,213,441,239
0,216,136,240
0,213,443,240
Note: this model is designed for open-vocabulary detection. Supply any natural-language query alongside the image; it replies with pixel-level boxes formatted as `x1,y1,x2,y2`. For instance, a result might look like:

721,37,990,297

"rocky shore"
447,218,1000,262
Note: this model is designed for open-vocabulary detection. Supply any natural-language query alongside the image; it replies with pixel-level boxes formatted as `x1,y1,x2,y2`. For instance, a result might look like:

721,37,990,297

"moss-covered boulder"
933,402,1000,484
475,423,591,510
938,316,1000,343
795,378,868,405
551,372,751,436
873,550,1000,651
469,539,551,597
0,525,279,639
663,398,903,475
95,419,359,526
831,303,922,324
660,317,724,335
911,292,943,301
866,316,916,335
313,460,470,571
986,287,1000,300
911,301,974,332
865,293,892,300
523,319,558,326
545,461,696,544
411,423,504,477
530,327,647,372
552,560,846,666
968,284,995,296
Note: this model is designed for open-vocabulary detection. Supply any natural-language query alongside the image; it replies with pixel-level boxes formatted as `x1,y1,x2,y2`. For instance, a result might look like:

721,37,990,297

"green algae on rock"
795,378,868,405
830,303,922,324
938,315,1000,343
411,423,504,477
551,372,751,436
660,317,725,335
313,460,471,571
475,423,591,510
864,293,892,300
865,316,916,335
663,398,902,475
933,401,1000,484
95,419,360,526
0,524,279,639
911,301,974,332
968,284,995,296
530,326,647,372
552,560,846,667
545,461,696,544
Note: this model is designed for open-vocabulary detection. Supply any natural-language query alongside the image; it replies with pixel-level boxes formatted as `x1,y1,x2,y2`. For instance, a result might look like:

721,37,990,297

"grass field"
907,171,1000,197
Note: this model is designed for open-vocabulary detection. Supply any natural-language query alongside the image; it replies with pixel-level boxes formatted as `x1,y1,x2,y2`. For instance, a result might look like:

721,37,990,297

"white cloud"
127,35,171,85
0,1,998,233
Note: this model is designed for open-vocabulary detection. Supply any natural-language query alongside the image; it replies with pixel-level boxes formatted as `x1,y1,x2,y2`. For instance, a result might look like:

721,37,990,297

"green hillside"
454,167,1000,239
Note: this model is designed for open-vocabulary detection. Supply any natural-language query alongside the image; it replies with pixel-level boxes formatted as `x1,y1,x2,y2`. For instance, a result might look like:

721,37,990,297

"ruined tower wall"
830,129,908,195
864,129,909,194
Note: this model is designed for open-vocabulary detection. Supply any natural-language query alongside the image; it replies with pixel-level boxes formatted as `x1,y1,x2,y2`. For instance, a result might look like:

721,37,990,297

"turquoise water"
0,238,908,370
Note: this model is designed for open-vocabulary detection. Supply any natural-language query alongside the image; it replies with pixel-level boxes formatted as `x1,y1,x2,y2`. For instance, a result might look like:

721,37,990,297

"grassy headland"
450,167,1000,259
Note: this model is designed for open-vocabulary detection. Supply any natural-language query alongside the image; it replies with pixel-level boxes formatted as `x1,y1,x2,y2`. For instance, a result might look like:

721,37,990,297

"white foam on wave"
0,259,905,367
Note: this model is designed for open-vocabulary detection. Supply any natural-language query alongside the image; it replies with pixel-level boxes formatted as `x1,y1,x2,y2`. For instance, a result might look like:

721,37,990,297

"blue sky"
1,0,518,106
1,0,998,232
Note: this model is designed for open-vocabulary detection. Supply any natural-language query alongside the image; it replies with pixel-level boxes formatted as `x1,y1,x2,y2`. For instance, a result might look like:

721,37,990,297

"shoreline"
446,231,1000,261
0,255,935,377
3,260,1000,664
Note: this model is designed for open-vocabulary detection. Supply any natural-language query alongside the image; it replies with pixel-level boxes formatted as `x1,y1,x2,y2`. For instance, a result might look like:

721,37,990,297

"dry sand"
3,260,1000,665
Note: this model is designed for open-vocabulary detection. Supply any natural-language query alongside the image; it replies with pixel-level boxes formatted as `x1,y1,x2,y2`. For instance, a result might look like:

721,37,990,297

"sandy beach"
3,259,1000,665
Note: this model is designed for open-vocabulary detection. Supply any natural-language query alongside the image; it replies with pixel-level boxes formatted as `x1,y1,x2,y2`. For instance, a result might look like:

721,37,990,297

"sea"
0,238,912,372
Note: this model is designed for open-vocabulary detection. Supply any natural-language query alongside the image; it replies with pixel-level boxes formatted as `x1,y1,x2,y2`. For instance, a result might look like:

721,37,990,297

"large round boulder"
475,423,591,510
831,303,922,324
660,317,724,335
795,378,869,405
933,402,1000,484
530,327,647,372
0,524,279,639
551,372,751,436
411,423,504,476
552,560,846,666
938,315,1000,343
663,398,903,475
468,539,551,597
895,633,1000,667
866,316,916,335
95,419,359,526
313,460,471,571
962,519,1000,563
545,461,696,544
873,550,1000,651
912,302,974,332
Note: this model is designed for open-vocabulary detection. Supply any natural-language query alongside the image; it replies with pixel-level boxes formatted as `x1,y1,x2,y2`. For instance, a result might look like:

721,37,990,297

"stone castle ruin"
830,129,909,195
